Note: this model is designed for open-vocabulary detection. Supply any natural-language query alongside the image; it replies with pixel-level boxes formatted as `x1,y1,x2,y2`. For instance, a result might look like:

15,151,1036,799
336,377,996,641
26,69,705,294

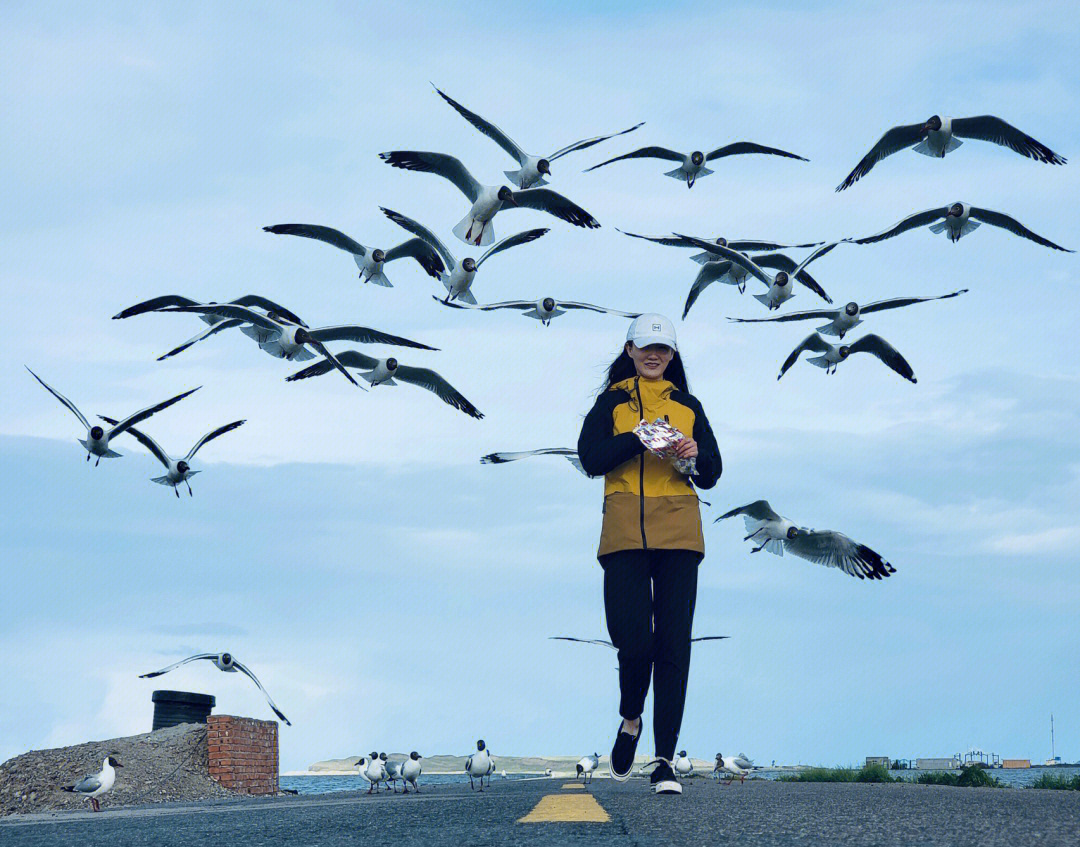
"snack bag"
633,418,697,476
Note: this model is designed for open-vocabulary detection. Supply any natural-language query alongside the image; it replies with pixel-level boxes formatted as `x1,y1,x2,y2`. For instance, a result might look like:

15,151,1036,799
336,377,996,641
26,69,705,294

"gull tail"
522,309,544,320
453,215,494,247
151,475,173,485
805,355,831,369
912,136,962,157
366,272,392,287
817,318,857,336
453,290,477,305
752,293,772,307
689,251,714,265
928,221,948,234
79,440,121,458
504,168,547,189
764,538,784,556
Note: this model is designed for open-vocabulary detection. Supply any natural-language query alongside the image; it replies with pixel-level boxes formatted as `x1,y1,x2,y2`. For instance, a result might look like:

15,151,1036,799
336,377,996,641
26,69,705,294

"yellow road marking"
561,782,585,790
518,792,610,823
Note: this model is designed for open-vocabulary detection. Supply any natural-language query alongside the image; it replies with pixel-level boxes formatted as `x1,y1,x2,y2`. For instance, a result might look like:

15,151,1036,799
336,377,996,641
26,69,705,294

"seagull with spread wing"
434,85,643,189
139,651,290,725
715,500,895,581
617,230,823,264
436,295,640,326
777,332,916,382
586,140,807,188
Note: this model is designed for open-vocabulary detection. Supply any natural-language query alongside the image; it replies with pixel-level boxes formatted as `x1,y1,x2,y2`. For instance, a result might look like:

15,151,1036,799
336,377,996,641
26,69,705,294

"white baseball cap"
626,313,677,351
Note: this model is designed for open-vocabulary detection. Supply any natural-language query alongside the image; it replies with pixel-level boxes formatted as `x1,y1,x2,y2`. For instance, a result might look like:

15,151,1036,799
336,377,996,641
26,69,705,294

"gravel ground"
0,723,232,816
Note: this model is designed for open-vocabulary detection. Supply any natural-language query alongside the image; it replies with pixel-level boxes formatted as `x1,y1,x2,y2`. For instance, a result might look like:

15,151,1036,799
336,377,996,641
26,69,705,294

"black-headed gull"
837,114,1066,190
481,448,588,476
434,85,643,189
26,368,199,465
674,752,694,779
402,752,423,793
286,351,483,419
437,295,640,326
383,756,403,793
586,141,807,188
263,223,445,285
357,753,385,794
777,332,916,382
728,289,968,338
139,651,291,725
715,500,896,580
381,207,546,304
465,740,492,791
62,755,122,812
714,753,750,784
379,151,598,246
850,202,1073,251
577,753,599,784
98,416,245,496
682,253,830,319
617,229,822,263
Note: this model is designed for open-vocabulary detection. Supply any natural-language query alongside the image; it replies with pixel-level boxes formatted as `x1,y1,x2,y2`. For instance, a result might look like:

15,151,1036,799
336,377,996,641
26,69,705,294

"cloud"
986,526,1080,555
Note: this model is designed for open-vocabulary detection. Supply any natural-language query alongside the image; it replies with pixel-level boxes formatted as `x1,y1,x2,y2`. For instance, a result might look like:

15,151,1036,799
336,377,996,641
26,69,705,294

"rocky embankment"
0,723,233,816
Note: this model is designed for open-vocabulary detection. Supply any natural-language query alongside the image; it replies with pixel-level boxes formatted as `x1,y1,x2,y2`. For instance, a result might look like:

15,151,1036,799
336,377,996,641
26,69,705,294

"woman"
577,314,721,795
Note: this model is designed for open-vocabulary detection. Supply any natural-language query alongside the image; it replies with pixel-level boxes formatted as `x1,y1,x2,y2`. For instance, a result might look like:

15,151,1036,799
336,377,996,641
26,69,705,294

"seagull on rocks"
433,85,643,189
480,448,588,476
358,753,385,794
849,202,1073,251
62,755,122,811
379,151,599,246
138,652,291,724
674,752,694,779
577,753,599,784
837,114,1066,190
286,351,483,419
381,207,547,304
26,368,199,466
401,752,423,793
586,141,807,188
263,223,446,285
778,332,916,382
715,500,896,580
98,416,245,496
437,295,641,326
466,740,492,791
728,289,968,338
714,753,749,784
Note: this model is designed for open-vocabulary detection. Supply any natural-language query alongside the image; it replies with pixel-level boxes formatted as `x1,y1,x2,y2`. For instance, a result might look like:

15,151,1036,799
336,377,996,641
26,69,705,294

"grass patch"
1031,773,1080,791
780,764,899,783
781,764,1004,788
914,766,1002,788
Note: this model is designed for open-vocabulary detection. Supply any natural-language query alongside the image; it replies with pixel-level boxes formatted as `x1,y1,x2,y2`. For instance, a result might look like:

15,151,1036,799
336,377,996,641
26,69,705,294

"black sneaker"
649,759,682,795
609,720,640,782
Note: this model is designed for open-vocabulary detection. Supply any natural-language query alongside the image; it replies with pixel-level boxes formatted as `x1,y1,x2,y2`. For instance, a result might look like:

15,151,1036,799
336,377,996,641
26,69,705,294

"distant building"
1002,759,1031,769
916,757,960,770
865,757,891,768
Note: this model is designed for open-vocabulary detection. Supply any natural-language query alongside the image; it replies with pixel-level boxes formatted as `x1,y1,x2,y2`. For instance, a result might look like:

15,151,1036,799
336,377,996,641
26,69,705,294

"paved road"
3,777,1079,846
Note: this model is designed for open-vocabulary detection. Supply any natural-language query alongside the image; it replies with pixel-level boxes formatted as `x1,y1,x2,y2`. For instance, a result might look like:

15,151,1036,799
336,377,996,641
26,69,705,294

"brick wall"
207,715,279,795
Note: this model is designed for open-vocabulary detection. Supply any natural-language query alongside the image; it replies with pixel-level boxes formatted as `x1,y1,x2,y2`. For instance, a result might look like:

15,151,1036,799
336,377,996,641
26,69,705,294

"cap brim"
629,336,677,351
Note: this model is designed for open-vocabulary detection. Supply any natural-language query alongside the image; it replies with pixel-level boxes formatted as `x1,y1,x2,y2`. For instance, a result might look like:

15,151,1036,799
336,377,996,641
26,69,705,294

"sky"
1,1,1078,771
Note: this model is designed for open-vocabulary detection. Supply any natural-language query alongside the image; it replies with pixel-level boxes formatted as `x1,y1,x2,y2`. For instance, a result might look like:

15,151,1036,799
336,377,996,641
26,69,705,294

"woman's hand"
674,438,698,459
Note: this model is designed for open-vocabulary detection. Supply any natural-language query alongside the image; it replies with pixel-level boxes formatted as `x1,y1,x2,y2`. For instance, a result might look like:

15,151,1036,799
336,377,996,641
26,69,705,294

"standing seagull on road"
62,755,122,812
262,223,445,285
586,141,807,188
577,753,599,784
379,151,599,246
437,295,641,325
434,85,643,189
401,752,423,793
777,332,916,382
381,207,547,304
26,368,199,466
357,754,385,794
714,753,749,784
138,651,291,724
837,114,1066,190
674,751,694,779
98,417,245,496
465,740,492,791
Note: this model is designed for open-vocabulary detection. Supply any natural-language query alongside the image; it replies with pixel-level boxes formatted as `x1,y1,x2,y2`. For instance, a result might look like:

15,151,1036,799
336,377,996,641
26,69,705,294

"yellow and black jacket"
578,377,722,558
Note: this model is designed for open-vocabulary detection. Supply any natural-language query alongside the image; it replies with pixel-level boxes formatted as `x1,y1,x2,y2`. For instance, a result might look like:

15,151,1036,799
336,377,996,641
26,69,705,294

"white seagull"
381,207,547,304
682,252,832,319
617,229,823,264
357,753,385,794
674,751,694,779
465,740,492,791
286,351,483,419
777,332,916,382
138,651,291,725
715,500,896,581
26,368,199,466
437,295,641,326
480,448,588,476
62,755,122,812
577,753,599,784
379,150,599,246
714,753,750,784
728,289,968,338
98,416,245,496
850,202,1073,251
401,752,423,793
585,141,807,188
262,223,446,285
837,114,1066,190
434,85,644,189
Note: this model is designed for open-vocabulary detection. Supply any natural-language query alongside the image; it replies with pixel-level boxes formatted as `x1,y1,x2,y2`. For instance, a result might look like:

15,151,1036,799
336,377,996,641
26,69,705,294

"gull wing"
435,297,534,311
433,86,526,164
286,349,379,382
778,333,833,380
159,304,283,331
504,189,599,229
783,529,896,580
113,295,201,320
394,366,484,419
836,121,929,190
230,295,307,327
727,306,838,324
548,121,645,160
672,237,772,287
157,319,242,361
383,237,448,278
558,301,641,318
715,500,782,523
303,340,360,387
476,228,549,268
105,387,200,439
584,146,684,171
380,207,456,271
754,253,831,303
99,416,170,467
549,636,615,649
969,207,1073,252
26,367,89,431
951,116,1066,164
309,325,437,350
232,659,291,725
263,224,367,256
185,420,245,461
72,774,102,793
379,151,482,204
847,333,917,382
729,239,823,251
850,207,949,245
860,289,968,314
706,141,807,162
617,229,697,248
139,653,218,678
690,636,730,642
481,448,589,476
683,261,735,320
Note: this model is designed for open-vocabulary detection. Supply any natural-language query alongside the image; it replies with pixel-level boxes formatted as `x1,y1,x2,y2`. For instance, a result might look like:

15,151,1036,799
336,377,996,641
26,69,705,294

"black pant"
600,548,700,761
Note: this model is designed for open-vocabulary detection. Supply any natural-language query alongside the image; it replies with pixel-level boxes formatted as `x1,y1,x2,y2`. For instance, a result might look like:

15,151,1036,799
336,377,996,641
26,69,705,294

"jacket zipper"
635,377,648,550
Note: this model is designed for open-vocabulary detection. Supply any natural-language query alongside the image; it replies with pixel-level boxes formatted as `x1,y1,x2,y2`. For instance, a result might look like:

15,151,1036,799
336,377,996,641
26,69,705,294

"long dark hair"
602,345,690,394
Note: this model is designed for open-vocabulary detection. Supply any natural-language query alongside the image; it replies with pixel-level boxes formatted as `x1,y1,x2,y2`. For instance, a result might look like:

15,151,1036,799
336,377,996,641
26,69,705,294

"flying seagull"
99,416,245,496
586,141,807,188
616,229,823,263
433,85,643,189
777,332,916,382
139,651,291,725
682,252,830,319
550,636,729,647
379,150,599,246
849,202,1073,251
262,223,445,285
481,448,588,476
26,368,199,465
286,350,483,419
381,207,547,304
715,500,895,580
436,295,640,325
728,289,968,338
837,114,1066,191
62,755,122,812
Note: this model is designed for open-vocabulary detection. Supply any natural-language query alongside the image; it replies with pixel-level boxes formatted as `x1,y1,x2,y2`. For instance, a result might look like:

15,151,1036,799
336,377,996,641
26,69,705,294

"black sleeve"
577,389,645,478
673,392,722,489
